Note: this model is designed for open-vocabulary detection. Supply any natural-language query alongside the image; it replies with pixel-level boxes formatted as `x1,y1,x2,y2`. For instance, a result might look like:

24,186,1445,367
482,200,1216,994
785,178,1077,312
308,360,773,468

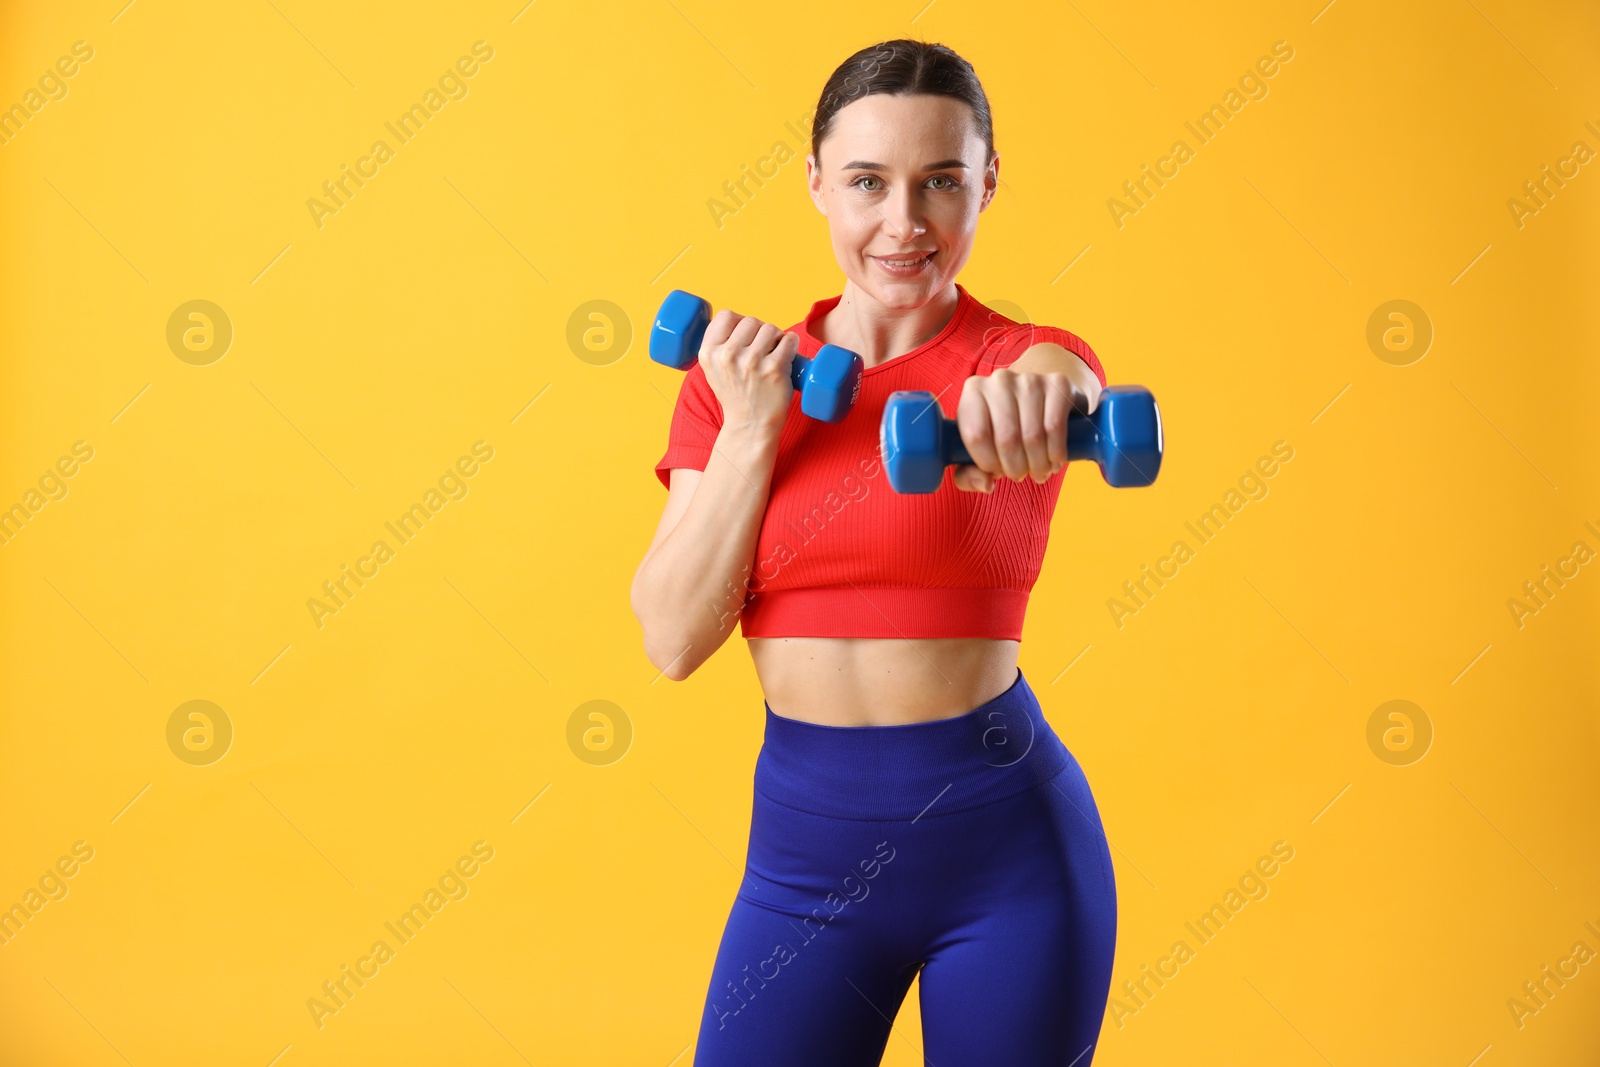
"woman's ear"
806,154,828,216
979,152,999,211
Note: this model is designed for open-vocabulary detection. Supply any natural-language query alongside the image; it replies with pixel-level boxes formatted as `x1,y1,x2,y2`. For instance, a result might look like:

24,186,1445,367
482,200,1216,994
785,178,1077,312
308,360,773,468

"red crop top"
653,283,1106,640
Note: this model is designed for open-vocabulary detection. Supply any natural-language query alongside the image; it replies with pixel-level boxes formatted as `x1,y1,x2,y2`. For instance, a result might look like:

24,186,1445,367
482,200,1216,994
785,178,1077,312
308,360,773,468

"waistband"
755,669,1070,821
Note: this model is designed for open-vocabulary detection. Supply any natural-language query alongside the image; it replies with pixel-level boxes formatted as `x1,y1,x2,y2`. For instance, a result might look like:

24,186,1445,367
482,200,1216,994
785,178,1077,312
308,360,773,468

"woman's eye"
850,175,961,192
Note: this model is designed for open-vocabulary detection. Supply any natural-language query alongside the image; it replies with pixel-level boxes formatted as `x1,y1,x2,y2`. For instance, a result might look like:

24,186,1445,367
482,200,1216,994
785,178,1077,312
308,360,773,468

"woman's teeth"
878,253,932,271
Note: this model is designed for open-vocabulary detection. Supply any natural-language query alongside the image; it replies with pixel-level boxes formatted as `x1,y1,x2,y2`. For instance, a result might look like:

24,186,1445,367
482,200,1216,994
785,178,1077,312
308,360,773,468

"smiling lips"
874,251,935,274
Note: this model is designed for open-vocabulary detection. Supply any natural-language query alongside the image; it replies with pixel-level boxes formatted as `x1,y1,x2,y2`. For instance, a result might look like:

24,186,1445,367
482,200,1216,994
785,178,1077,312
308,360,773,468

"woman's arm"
630,428,778,680
631,312,797,681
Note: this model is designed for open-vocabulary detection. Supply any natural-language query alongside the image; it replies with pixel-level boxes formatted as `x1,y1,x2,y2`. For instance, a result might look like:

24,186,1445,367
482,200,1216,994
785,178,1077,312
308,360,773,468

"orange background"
1,1,1597,1064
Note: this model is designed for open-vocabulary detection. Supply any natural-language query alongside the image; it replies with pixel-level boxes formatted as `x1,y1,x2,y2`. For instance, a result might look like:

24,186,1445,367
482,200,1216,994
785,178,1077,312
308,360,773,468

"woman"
632,39,1118,1067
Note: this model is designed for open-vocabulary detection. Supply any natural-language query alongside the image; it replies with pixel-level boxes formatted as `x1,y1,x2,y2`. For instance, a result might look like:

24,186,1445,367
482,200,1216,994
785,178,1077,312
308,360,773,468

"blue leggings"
693,669,1118,1066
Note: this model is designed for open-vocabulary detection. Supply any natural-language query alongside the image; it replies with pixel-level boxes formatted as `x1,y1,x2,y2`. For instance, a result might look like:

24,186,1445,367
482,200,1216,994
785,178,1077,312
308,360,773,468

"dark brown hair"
811,39,994,164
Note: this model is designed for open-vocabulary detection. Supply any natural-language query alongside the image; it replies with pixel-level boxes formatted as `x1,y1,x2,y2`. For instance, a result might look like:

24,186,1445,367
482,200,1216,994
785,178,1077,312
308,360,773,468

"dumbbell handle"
784,353,819,392
939,411,1101,468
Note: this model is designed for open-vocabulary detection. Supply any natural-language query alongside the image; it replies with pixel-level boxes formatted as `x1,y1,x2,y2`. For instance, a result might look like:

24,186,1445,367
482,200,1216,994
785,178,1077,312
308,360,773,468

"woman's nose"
879,190,927,240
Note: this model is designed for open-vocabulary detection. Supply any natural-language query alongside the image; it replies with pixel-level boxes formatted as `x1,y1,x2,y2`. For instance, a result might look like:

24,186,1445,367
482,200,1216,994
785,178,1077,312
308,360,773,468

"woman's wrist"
713,420,783,469
718,417,783,446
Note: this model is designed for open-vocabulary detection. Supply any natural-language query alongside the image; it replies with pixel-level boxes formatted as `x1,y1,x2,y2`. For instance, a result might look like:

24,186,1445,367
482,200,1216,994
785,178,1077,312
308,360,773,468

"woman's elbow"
630,565,724,680
641,627,700,681
631,591,697,681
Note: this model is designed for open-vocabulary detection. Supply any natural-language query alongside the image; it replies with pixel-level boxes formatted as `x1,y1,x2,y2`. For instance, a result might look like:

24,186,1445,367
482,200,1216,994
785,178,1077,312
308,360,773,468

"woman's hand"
951,368,1095,492
697,310,799,436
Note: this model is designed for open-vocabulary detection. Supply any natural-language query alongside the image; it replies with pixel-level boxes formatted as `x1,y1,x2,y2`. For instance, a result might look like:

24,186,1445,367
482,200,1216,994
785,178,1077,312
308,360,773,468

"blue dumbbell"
650,290,864,423
880,386,1164,492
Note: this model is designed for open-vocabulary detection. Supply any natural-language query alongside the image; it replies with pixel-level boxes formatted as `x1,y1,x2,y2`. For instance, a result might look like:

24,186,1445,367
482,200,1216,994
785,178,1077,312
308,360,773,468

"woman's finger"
983,373,1029,482
768,329,800,367
1015,374,1054,483
956,376,1001,479
1041,372,1072,474
952,463,995,493
698,308,740,360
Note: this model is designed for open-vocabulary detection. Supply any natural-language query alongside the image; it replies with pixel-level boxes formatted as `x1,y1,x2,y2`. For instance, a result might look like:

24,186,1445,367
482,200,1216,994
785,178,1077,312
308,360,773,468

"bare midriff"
748,636,1021,726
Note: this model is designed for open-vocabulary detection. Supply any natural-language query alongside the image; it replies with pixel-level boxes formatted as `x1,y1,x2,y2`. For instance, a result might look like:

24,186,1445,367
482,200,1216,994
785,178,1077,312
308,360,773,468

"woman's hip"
740,670,1112,923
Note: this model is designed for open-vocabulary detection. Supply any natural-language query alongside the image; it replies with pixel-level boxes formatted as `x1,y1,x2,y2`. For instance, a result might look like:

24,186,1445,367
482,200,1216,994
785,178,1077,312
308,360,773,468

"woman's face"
807,93,997,310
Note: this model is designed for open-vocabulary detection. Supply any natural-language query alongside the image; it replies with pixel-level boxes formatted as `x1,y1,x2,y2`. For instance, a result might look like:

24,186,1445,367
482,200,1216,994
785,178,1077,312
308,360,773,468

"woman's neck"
817,281,961,369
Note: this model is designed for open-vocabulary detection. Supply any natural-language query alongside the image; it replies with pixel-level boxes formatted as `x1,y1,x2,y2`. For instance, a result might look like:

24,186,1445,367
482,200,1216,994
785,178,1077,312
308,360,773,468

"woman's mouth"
873,251,935,277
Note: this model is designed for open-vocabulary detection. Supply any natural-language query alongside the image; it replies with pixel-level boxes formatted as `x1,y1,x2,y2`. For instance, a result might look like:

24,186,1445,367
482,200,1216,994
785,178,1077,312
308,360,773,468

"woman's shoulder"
956,293,1101,385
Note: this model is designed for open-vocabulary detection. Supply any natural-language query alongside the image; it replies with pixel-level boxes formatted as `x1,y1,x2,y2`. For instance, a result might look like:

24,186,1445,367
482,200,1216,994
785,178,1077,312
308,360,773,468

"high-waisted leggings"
692,669,1118,1067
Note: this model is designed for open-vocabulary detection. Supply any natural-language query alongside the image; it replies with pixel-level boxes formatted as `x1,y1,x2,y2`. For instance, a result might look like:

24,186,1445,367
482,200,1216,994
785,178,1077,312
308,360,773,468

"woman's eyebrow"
841,159,969,171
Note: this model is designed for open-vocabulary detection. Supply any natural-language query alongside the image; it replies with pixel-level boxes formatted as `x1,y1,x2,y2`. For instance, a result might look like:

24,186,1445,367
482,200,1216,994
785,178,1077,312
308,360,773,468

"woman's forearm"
631,424,779,679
